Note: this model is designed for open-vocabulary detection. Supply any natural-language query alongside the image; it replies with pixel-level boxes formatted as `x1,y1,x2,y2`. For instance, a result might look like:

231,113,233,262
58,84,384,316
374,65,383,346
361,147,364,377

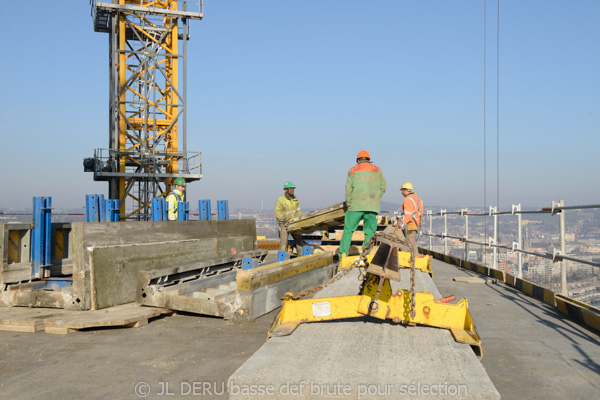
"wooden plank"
44,303,165,334
0,307,71,333
286,203,347,234
0,324,43,333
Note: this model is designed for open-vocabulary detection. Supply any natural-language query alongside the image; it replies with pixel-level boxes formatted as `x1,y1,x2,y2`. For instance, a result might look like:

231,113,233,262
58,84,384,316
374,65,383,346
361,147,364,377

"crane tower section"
85,1,203,220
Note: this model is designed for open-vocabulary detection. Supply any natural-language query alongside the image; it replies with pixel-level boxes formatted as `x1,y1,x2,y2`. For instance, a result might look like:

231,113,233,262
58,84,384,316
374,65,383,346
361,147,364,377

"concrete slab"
69,220,257,310
228,267,500,399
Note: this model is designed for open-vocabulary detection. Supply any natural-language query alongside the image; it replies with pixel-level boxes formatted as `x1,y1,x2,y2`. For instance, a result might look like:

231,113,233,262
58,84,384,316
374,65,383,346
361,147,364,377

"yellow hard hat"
400,182,413,192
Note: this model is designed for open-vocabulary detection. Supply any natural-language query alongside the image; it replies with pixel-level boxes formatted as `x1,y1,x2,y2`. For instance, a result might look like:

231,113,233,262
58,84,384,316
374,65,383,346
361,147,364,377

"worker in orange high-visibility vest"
400,182,423,260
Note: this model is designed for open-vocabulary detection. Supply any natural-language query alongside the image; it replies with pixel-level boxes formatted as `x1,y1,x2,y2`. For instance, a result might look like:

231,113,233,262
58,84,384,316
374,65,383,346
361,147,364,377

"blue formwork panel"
32,196,52,278
217,200,229,220
151,198,166,221
199,200,211,221
85,194,99,222
177,201,190,221
242,257,259,270
98,194,106,222
302,246,314,256
277,251,290,262
105,199,120,222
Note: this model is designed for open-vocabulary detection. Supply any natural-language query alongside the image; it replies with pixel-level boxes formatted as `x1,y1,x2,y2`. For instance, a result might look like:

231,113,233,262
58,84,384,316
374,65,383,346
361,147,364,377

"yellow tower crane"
85,1,203,220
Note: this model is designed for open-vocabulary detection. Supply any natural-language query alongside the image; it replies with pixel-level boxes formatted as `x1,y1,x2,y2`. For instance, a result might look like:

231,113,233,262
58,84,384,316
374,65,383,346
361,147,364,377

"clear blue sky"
0,1,598,211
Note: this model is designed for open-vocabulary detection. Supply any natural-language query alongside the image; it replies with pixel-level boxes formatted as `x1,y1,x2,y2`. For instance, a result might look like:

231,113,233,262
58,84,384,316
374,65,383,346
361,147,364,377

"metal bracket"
511,204,519,215
551,201,562,215
440,209,446,216
512,241,520,251
460,208,468,216
488,237,495,247
552,249,561,262
489,206,496,216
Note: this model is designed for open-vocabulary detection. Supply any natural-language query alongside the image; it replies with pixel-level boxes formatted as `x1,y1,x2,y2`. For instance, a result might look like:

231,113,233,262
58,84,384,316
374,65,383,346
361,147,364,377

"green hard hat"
173,177,186,187
283,182,296,189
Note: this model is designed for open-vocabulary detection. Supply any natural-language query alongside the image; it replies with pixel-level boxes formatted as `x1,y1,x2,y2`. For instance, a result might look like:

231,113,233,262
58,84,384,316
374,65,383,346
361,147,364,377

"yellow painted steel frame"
268,274,482,358
116,1,181,218
339,252,433,276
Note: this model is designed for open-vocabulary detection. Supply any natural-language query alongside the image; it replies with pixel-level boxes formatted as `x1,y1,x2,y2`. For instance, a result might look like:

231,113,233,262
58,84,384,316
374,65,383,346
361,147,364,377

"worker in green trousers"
338,151,386,258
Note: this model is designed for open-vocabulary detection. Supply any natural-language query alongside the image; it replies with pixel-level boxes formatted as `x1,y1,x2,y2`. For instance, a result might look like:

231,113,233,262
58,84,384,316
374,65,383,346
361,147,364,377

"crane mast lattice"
85,0,203,220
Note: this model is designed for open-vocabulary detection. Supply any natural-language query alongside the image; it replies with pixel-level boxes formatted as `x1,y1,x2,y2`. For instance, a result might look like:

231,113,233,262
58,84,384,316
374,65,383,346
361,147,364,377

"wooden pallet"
0,303,168,334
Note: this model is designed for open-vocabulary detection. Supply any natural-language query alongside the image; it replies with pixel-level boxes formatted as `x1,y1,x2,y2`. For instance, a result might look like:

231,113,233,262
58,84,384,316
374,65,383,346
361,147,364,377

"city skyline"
1,1,599,210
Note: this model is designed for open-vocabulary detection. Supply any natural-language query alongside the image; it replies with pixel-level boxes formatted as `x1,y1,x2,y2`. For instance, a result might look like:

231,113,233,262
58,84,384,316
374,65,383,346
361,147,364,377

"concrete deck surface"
228,266,500,399
431,258,600,399
0,258,598,400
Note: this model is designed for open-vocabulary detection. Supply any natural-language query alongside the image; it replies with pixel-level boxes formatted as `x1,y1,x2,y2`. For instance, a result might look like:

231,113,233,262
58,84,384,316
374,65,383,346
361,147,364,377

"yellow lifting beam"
267,228,482,359
268,274,481,358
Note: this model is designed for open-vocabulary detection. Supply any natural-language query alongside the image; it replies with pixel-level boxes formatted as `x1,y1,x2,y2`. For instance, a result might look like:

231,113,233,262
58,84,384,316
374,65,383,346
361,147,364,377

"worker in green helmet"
275,182,305,253
166,177,186,221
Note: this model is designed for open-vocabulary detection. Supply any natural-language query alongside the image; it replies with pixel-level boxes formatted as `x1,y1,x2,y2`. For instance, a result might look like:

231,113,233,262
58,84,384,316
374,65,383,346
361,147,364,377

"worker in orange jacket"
400,182,423,260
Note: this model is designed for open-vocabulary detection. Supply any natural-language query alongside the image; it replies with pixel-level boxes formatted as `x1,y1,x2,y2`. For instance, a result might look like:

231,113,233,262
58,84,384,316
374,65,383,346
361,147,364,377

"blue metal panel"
217,200,229,220
241,257,259,270
151,198,163,221
105,199,120,222
98,194,106,222
31,197,43,277
85,194,99,222
43,197,52,266
199,199,211,221
277,251,290,262
302,246,314,256
31,197,52,278
177,201,190,221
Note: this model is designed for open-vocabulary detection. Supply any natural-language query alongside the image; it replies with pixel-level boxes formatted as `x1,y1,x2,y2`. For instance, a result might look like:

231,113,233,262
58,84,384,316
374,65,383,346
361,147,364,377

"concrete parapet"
70,220,256,310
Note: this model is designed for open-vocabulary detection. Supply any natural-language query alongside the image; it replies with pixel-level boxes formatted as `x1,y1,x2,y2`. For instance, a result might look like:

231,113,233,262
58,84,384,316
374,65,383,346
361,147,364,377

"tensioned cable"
483,0,488,266
497,0,500,211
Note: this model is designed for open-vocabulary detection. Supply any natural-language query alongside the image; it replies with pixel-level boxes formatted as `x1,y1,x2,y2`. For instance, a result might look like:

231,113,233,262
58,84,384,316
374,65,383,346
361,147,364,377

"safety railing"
419,201,600,300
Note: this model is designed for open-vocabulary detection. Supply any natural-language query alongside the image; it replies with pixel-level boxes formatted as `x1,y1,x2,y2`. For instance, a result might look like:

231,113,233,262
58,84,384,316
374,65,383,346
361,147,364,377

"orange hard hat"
356,150,370,160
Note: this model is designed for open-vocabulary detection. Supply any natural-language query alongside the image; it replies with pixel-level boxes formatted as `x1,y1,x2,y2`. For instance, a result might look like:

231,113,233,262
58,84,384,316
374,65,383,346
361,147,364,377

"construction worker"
400,182,423,260
275,182,305,253
166,178,186,221
338,151,386,258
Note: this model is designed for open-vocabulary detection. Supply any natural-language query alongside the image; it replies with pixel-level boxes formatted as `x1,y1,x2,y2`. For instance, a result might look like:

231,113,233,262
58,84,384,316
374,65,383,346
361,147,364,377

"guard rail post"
462,208,469,261
491,206,498,269
442,209,447,255
555,200,567,295
513,203,523,279
427,210,433,251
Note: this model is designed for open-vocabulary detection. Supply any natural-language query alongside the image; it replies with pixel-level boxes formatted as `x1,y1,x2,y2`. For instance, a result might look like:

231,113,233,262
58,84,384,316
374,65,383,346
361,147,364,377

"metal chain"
281,236,378,301
376,229,416,319
410,250,416,320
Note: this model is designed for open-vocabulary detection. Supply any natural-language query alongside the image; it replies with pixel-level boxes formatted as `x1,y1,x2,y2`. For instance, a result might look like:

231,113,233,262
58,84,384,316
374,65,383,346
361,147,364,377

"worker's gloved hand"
402,224,408,230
